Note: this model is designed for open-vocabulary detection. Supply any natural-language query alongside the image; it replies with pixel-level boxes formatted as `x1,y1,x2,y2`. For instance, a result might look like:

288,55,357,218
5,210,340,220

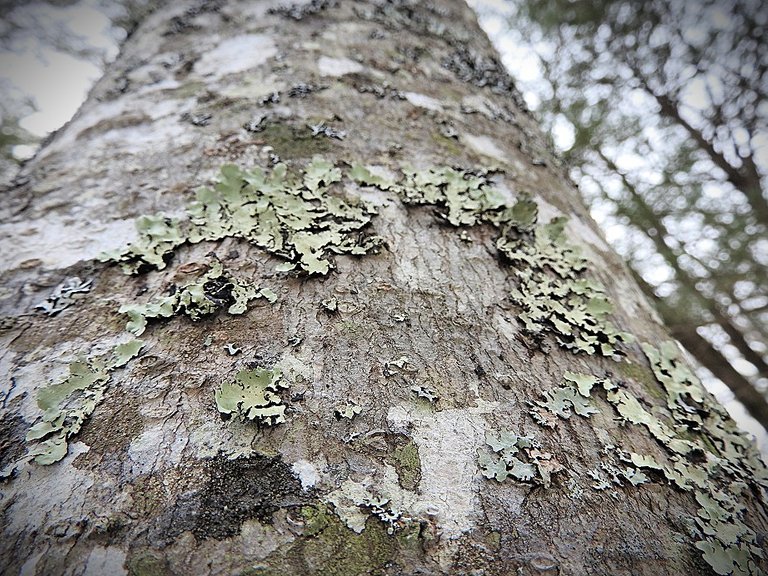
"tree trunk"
1,2,766,575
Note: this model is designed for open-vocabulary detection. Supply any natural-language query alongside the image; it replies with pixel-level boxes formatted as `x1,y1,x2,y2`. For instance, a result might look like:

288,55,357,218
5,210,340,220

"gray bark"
0,1,766,575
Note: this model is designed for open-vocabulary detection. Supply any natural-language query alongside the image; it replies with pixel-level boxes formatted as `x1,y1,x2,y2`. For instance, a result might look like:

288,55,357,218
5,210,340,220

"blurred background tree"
0,0,148,185
471,0,768,441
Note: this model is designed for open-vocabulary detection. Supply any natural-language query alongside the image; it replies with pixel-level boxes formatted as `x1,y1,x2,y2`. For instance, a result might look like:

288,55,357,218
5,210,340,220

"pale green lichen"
410,383,437,403
642,343,768,485
214,367,287,426
34,148,766,574
642,341,707,419
382,355,417,377
259,287,279,303
478,430,563,487
320,296,338,313
8,340,145,470
640,342,767,576
605,384,696,456
103,158,383,276
334,402,362,420
537,386,596,419
544,348,767,575
25,360,110,465
348,163,391,188
111,338,145,368
119,259,272,335
499,220,632,357
530,371,599,422
586,463,649,492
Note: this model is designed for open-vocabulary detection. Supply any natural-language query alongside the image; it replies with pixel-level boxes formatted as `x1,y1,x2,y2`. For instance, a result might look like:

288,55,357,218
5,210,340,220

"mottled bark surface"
0,1,766,576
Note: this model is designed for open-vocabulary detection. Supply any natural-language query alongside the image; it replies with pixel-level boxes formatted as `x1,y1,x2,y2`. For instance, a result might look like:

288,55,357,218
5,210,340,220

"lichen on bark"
102,158,383,276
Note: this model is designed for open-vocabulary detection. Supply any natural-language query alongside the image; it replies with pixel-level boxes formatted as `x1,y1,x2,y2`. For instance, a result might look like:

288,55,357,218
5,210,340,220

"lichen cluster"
324,465,417,535
529,343,767,575
119,259,276,336
499,221,632,356
4,339,143,471
529,370,599,424
641,343,767,575
14,149,767,574
102,158,383,275
478,430,563,488
214,367,288,426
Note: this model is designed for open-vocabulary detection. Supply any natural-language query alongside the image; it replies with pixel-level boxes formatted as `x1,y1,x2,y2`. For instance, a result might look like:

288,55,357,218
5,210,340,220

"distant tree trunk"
1,2,766,576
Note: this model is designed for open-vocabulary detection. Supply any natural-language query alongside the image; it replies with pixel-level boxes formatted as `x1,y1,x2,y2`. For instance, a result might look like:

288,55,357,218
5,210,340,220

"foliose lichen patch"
529,370,600,424
11,135,767,574
3,339,144,473
477,430,564,488
324,465,419,535
215,366,288,426
641,343,767,576
102,158,383,276
525,342,768,576
119,259,275,336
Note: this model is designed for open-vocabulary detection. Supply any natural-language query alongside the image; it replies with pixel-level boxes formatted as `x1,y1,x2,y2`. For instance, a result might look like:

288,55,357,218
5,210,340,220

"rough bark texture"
0,1,766,576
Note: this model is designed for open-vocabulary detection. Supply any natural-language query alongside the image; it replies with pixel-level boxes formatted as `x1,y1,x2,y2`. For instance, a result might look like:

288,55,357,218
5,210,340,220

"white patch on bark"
317,56,364,77
108,117,193,154
5,337,121,422
324,477,373,533
127,421,187,475
83,546,127,576
187,419,257,460
19,552,44,576
461,134,508,164
4,443,94,537
291,459,320,489
238,518,291,559
386,402,500,538
403,92,444,112
1,217,137,273
38,92,193,161
493,313,519,345
275,352,314,382
194,34,277,77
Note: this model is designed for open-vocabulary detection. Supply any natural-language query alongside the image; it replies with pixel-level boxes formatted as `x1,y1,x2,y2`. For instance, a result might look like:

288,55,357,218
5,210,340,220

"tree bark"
1,2,766,576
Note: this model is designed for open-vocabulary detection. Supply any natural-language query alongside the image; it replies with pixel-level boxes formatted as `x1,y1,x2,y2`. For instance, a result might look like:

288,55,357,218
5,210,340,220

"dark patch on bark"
441,47,518,95
192,453,310,540
252,506,405,576
268,0,338,21
0,259,101,321
252,123,335,159
0,411,27,478
164,0,225,36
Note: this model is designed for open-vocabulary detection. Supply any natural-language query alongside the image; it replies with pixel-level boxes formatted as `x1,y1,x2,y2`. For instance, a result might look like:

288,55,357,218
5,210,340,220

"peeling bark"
1,2,766,575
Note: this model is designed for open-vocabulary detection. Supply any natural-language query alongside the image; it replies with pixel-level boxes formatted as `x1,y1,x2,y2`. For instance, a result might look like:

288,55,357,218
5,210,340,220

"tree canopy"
491,0,768,433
